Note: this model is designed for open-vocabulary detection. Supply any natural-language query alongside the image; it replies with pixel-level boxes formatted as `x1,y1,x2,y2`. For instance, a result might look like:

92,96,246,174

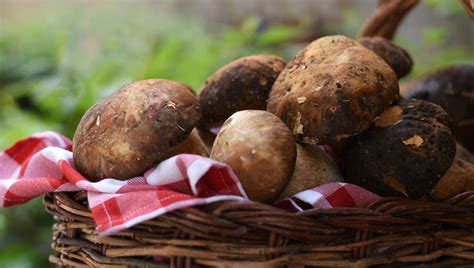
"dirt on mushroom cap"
374,105,403,127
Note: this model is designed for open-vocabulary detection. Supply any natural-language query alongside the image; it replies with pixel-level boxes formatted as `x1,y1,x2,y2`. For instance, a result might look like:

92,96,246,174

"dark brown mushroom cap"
345,99,456,198
73,79,201,181
210,110,296,204
267,35,399,145
198,55,287,129
358,37,413,79
402,65,474,151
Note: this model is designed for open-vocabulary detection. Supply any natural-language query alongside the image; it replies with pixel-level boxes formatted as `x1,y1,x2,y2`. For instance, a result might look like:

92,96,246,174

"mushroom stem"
196,128,216,153
159,128,210,161
279,144,343,199
358,0,419,40
431,159,474,200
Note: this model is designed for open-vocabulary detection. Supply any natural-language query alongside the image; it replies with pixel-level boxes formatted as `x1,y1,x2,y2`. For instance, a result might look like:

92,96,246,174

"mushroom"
159,128,209,160
358,36,413,79
210,110,296,204
267,35,399,145
345,99,456,198
211,110,343,204
73,79,203,181
198,55,287,129
431,158,474,201
401,65,474,152
196,128,216,153
278,144,343,199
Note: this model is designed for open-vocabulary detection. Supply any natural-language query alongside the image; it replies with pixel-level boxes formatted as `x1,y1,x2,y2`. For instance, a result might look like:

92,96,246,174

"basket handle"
358,0,420,40
459,0,474,19
359,0,474,40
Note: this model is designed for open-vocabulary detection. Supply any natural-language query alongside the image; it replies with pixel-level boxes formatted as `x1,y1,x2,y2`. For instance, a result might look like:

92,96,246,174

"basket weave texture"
44,191,474,267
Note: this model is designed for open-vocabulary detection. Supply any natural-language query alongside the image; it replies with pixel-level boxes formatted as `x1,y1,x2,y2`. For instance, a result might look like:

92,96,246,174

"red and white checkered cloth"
0,131,380,236
275,183,380,212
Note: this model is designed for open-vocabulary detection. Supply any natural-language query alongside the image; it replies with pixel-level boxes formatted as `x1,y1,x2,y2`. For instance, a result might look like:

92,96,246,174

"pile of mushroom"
210,110,342,204
72,34,473,203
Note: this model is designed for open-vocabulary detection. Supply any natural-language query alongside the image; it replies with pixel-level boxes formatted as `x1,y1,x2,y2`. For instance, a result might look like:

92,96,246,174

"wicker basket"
44,191,474,267
43,1,474,267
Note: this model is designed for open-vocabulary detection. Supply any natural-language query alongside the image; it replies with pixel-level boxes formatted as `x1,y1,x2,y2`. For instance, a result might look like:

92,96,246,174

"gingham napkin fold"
0,131,380,235
275,183,380,212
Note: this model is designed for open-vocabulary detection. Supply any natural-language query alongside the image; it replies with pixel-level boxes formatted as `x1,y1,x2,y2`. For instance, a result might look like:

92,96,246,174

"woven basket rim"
44,190,474,267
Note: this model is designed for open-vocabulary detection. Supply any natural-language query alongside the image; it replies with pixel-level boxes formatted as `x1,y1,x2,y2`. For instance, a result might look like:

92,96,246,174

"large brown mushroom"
73,79,205,181
211,110,296,203
345,99,456,198
198,55,287,129
401,65,474,152
267,35,399,145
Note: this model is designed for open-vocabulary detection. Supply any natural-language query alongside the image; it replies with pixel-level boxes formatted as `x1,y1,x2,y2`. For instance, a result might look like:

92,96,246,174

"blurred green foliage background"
0,1,472,267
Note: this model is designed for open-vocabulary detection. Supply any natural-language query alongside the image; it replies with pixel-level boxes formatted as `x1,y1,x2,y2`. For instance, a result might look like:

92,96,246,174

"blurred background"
0,0,472,266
